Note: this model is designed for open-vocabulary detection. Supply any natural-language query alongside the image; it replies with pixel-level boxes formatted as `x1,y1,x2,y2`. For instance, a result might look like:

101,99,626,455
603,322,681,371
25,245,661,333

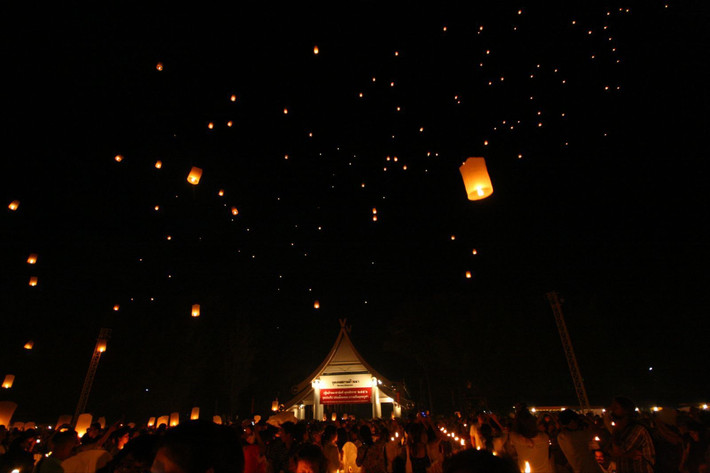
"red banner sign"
320,387,372,404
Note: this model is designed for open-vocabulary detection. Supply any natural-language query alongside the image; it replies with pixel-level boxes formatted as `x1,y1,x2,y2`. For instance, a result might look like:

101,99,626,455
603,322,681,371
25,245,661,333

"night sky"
2,2,708,424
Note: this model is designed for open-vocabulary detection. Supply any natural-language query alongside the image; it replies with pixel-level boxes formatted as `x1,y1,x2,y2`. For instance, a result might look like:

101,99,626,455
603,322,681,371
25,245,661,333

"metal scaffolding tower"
546,292,590,411
72,328,111,425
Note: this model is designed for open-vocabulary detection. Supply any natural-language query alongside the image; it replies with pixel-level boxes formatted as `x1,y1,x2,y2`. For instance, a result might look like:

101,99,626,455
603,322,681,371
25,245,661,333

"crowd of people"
0,397,707,473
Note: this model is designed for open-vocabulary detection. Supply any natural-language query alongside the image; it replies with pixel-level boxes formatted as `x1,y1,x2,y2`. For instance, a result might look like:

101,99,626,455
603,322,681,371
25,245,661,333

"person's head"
359,425,373,446
294,444,326,473
513,410,538,439
280,422,296,445
115,435,159,473
321,425,337,447
151,420,243,473
610,397,636,423
593,450,608,468
558,410,580,430
50,430,78,460
443,449,518,473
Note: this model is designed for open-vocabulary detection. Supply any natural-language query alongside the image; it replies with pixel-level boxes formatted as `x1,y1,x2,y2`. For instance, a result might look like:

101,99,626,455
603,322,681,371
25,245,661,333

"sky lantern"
208,122,214,129
459,157,493,200
465,271,472,279
114,155,123,162
187,167,203,185
313,300,320,309
271,400,279,412
230,95,236,102
75,414,93,437
191,304,200,317
169,412,179,427
2,375,15,389
190,407,200,420
96,340,107,353
27,254,37,264
0,402,17,428
231,207,239,216
29,277,38,287
156,62,164,71
283,108,288,115
213,415,222,424
218,189,224,197
8,201,19,211
156,416,169,428
313,45,319,55
155,160,162,169
472,249,478,255
147,417,156,428
24,341,33,350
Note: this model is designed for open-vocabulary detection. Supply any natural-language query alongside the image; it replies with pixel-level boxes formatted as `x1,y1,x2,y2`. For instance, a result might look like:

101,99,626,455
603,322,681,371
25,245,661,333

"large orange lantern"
187,167,203,185
169,412,179,427
191,304,200,317
24,341,33,350
75,413,93,437
2,375,15,389
190,407,200,420
27,254,37,264
29,277,38,287
147,417,156,427
459,157,493,200
0,402,18,428
156,416,169,428
8,201,20,211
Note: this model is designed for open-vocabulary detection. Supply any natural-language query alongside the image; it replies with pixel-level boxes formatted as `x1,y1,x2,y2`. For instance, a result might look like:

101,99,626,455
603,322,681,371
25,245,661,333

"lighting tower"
545,292,590,411
72,328,111,425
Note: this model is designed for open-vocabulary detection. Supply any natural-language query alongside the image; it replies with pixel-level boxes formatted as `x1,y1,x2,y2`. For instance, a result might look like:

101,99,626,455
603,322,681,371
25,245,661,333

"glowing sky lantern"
230,95,237,102
2,375,14,389
169,412,179,426
113,304,120,311
156,416,169,428
0,402,17,428
190,407,200,420
147,417,156,428
155,160,162,169
231,207,239,216
191,304,200,317
208,122,214,129
459,157,493,200
283,108,288,115
156,62,164,71
187,167,202,185
313,300,320,309
271,400,279,412
213,415,223,424
114,155,123,162
8,201,19,211
29,277,38,287
96,340,107,353
27,254,37,264
24,341,33,350
313,45,319,55
465,271,472,279
218,189,224,196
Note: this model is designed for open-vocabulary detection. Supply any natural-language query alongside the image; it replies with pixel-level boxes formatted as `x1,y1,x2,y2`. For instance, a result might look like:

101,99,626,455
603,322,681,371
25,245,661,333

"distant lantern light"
459,157,494,201
154,205,160,211
96,340,107,353
231,207,239,216
451,235,456,241
465,271,472,279
283,108,288,114
114,155,123,162
2,375,15,389
156,62,164,71
191,304,200,317
218,189,224,197
313,300,320,309
27,254,37,264
8,201,20,211
147,417,156,428
372,215,378,222
24,341,33,350
230,95,237,102
271,400,279,412
372,208,377,215
113,305,120,311
155,160,162,169
472,249,478,255
207,122,214,129
190,407,200,420
227,121,233,127
313,45,319,55
29,277,38,287
187,167,203,185
213,415,223,424
169,412,179,427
